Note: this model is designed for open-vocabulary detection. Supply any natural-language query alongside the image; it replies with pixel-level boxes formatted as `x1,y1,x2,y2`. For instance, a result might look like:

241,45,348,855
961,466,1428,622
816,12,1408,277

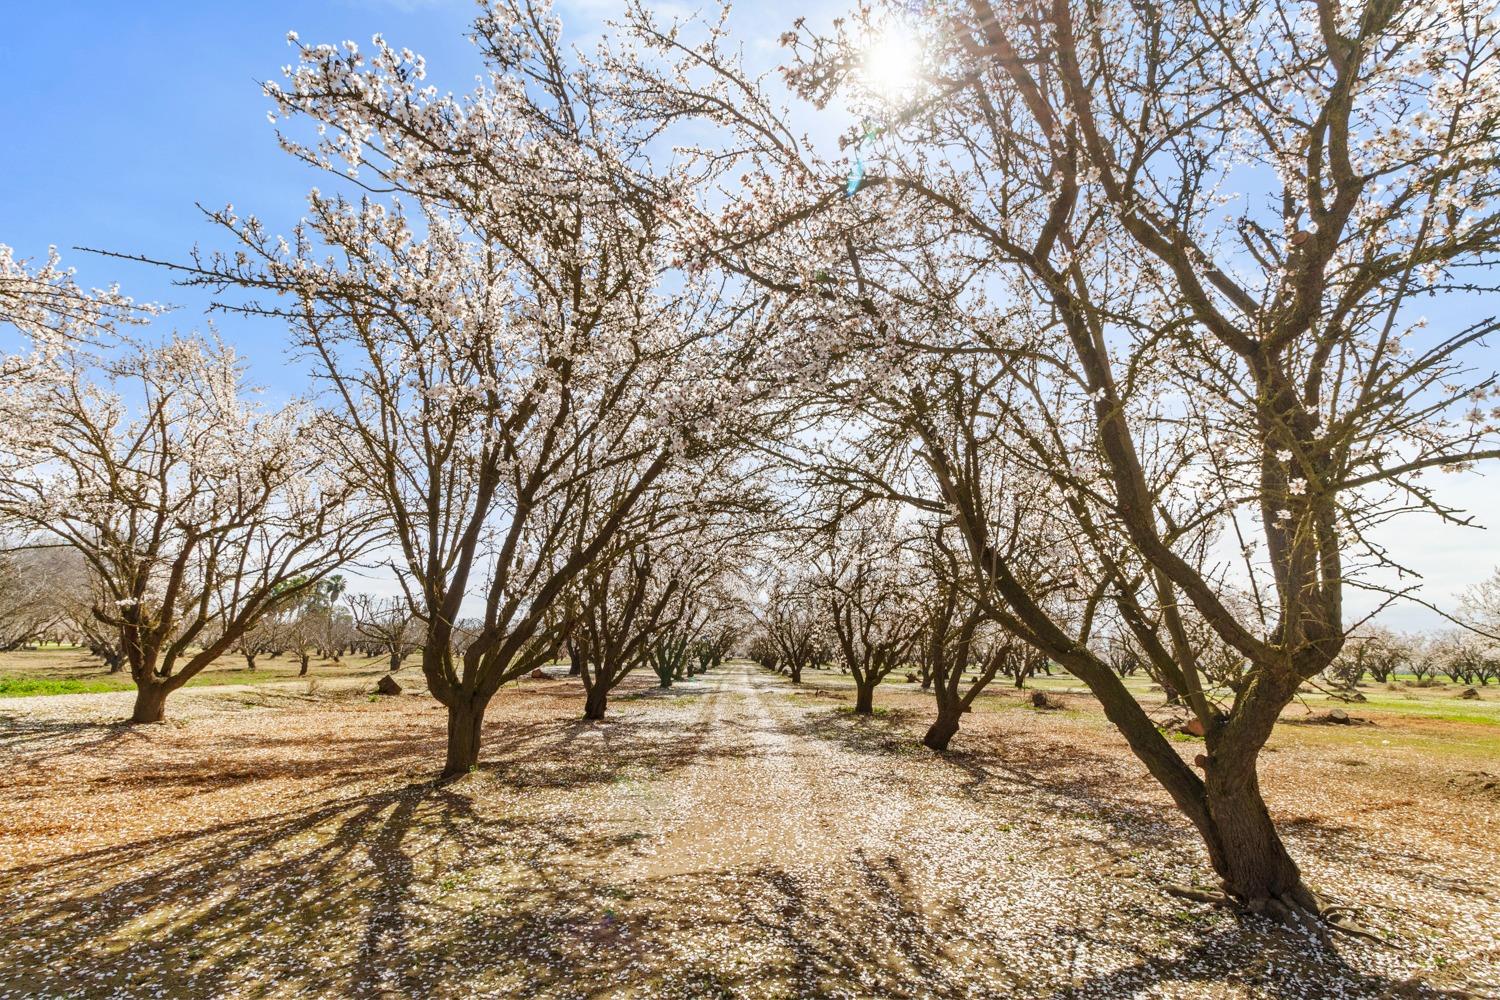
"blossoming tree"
0,336,370,721
630,0,1500,929
178,0,768,778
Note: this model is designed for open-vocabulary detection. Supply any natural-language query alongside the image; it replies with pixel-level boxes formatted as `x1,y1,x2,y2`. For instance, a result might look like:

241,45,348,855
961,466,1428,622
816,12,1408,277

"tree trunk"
244,653,257,670
788,661,803,684
923,704,961,751
1203,753,1312,909
388,652,401,672
854,681,875,714
131,681,170,724
584,684,609,720
299,654,311,677
568,645,583,677
441,698,487,780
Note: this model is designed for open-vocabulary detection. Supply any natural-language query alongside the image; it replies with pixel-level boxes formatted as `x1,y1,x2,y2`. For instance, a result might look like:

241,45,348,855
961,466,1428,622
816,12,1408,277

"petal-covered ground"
1,662,1496,998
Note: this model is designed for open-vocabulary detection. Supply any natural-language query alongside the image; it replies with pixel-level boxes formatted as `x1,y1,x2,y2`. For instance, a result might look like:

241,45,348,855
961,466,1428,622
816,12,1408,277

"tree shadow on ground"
0,697,767,999
1058,921,1475,1000
0,711,147,758
2,671,1482,999
787,703,1178,850
783,703,933,757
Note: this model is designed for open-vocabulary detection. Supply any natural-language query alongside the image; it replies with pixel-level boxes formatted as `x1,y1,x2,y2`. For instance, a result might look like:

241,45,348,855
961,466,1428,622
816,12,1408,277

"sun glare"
862,23,922,100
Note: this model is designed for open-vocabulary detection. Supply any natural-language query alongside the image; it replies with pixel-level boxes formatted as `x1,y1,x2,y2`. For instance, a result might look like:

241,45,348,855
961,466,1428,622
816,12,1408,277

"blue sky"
3,0,1497,627
2,2,472,354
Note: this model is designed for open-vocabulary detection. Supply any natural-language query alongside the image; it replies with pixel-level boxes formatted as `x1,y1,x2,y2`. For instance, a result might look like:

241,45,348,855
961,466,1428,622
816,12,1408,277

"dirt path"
531,663,1499,998
1,662,1496,999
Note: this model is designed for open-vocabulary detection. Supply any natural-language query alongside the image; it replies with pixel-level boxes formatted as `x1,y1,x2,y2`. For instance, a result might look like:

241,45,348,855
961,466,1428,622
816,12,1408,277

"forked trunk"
584,684,609,720
922,704,961,751
244,653,257,671
1203,753,1312,909
441,698,487,780
787,662,803,684
131,680,170,724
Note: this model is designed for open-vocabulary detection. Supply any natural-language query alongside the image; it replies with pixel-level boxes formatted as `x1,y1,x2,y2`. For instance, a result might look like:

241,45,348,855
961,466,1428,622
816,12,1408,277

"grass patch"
0,676,134,697
1344,695,1500,727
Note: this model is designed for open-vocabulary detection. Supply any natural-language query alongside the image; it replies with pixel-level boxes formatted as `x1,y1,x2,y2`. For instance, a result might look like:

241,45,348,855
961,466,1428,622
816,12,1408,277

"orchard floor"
1,662,1497,999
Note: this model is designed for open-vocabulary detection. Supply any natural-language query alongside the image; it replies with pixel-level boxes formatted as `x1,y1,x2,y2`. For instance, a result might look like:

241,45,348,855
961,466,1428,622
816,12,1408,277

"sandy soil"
1,662,1496,999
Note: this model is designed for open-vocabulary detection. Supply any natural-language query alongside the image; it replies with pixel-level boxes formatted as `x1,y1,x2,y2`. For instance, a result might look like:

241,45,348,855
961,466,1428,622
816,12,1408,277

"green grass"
0,649,392,700
1297,689,1500,727
0,676,135,697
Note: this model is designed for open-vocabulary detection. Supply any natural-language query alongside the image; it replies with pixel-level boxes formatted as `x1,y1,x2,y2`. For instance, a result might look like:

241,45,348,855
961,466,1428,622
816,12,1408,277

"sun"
861,22,923,100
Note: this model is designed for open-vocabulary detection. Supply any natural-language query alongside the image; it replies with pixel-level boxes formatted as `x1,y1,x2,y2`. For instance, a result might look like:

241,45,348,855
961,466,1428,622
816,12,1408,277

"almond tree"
916,535,1043,750
177,1,765,779
752,568,823,684
1327,625,1411,686
347,594,418,672
640,0,1500,928
1462,567,1500,646
0,549,69,651
59,565,126,672
233,620,276,671
573,459,765,711
814,504,923,714
573,546,680,716
1432,630,1498,686
0,336,369,722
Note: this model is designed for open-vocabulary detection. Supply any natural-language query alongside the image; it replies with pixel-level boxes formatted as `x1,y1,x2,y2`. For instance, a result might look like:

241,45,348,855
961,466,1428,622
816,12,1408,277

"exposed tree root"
1164,883,1391,945
1165,883,1229,906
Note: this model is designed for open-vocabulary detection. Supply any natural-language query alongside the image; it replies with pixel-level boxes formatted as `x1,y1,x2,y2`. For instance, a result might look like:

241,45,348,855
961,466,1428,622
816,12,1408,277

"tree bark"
923,704,961,751
788,661,803,684
854,681,875,714
1203,752,1311,908
298,654,311,677
584,684,609,720
131,681,170,724
388,652,402,672
441,698,487,780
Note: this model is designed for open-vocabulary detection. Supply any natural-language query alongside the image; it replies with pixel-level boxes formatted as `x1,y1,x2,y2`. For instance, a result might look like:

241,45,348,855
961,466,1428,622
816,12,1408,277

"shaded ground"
1,662,1497,998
